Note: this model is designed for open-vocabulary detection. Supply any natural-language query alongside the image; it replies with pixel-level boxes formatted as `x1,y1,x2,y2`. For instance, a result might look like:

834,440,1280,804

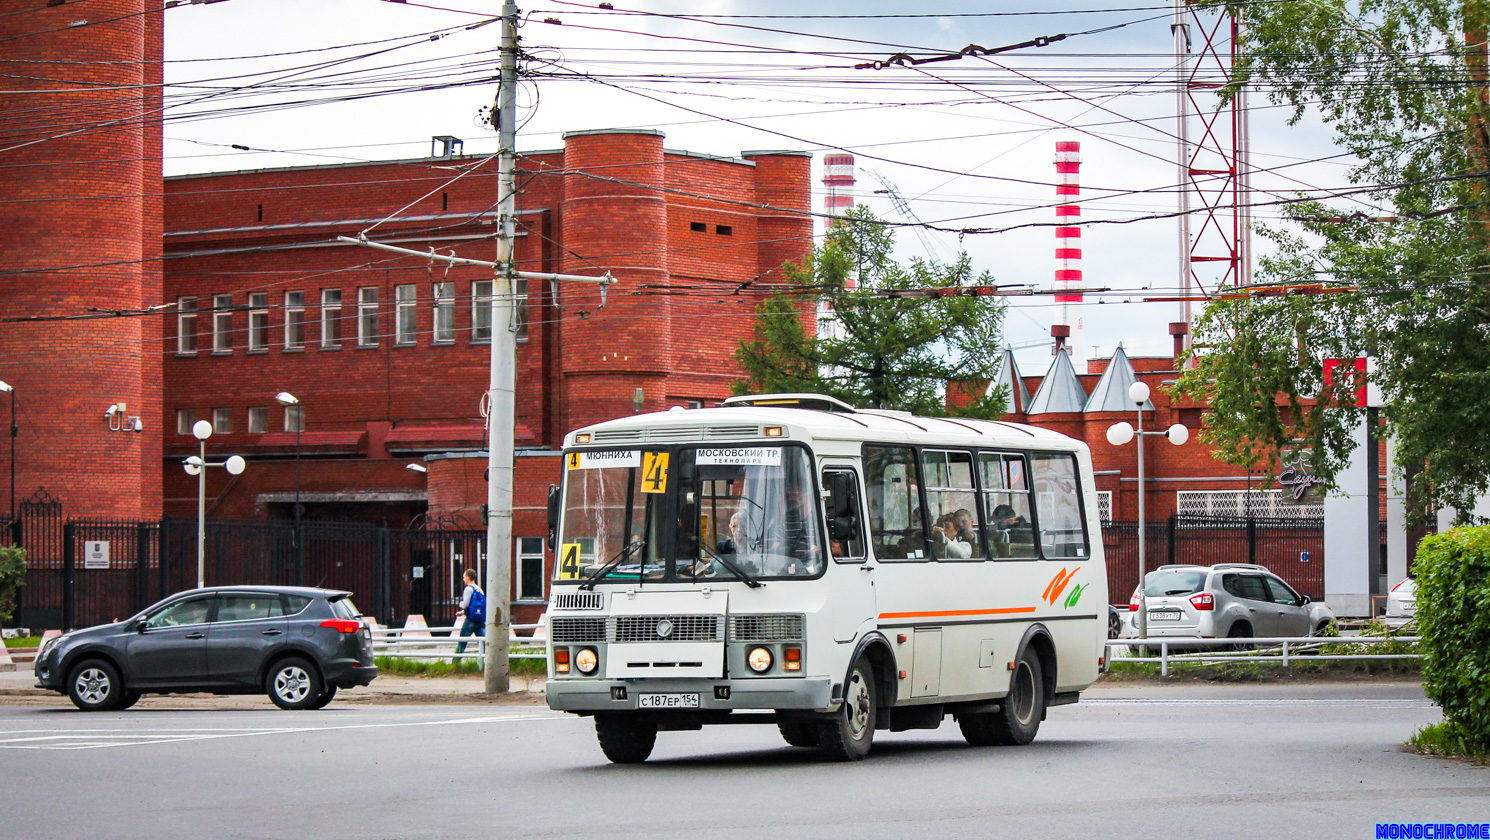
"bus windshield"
555,444,825,584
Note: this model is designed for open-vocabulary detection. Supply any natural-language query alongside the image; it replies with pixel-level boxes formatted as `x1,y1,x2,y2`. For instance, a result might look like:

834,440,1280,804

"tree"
1175,1,1490,522
734,206,1008,418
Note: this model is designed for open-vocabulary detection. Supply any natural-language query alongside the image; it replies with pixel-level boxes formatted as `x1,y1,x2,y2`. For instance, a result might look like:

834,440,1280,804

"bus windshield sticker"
696,447,783,467
641,452,670,494
558,543,583,579
569,450,642,470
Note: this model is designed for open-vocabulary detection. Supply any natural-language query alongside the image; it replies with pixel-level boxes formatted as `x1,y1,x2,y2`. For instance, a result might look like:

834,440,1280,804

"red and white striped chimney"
1054,140,1085,361
822,153,855,228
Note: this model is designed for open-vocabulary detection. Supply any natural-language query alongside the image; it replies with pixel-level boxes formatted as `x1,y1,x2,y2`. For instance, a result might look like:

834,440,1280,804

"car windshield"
1145,569,1208,597
554,444,824,584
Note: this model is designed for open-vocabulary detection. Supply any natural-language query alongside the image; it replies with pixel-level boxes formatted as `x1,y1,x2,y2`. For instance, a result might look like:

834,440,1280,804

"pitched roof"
1083,345,1154,413
985,348,1032,414
1025,350,1088,415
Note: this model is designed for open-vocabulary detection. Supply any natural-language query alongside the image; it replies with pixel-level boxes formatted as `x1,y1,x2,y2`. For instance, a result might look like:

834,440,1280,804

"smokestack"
822,153,855,229
1169,321,1189,367
1054,140,1084,362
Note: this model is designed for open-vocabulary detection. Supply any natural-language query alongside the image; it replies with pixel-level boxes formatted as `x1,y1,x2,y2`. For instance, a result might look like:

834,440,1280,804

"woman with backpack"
455,569,486,655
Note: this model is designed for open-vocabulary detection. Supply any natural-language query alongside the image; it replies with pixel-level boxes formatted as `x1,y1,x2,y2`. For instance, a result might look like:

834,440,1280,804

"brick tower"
0,1,164,520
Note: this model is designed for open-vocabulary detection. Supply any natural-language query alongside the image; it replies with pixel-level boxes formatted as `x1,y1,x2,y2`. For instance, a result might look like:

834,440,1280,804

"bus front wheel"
818,657,876,761
959,648,1044,747
595,713,657,764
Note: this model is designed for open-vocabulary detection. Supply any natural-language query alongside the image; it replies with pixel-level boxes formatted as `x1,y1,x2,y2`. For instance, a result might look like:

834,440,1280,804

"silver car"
1121,564,1335,644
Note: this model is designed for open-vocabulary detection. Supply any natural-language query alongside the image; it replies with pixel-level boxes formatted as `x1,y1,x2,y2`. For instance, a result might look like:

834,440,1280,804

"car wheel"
309,686,338,710
778,720,820,748
1108,610,1122,640
118,691,143,710
1227,622,1253,652
817,657,877,761
1312,619,1334,637
595,713,657,764
265,657,324,710
67,659,127,712
960,648,1045,746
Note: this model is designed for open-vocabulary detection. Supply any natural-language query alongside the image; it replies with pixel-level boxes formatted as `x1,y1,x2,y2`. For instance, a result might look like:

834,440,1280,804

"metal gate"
15,487,63,628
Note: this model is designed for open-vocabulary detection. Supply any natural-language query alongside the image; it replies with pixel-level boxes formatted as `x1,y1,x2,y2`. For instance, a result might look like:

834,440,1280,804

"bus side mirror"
546,484,561,550
827,472,857,539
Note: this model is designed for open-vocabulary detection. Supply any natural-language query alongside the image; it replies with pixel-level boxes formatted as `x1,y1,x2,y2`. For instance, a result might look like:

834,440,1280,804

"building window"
212,294,233,353
247,406,267,434
1096,491,1112,525
175,408,195,436
518,537,545,601
432,281,454,344
176,297,198,355
395,284,416,345
358,286,379,347
1175,489,1322,522
472,280,493,344
212,407,233,434
321,289,342,348
248,293,269,351
284,291,305,350
284,404,304,433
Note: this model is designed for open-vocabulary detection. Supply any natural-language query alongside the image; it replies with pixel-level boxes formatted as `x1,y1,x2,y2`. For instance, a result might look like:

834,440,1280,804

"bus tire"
778,720,820,748
817,657,876,761
595,713,657,764
969,648,1044,746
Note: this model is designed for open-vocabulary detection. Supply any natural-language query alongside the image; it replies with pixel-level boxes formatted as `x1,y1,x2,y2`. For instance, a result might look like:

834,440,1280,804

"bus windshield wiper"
698,543,763,589
579,539,646,591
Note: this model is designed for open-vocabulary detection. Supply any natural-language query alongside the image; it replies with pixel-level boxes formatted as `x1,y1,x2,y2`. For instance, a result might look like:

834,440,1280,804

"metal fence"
14,518,491,631
1101,515,1325,603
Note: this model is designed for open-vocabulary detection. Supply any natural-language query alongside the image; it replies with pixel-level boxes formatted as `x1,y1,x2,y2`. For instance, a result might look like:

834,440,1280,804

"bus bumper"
547,677,835,713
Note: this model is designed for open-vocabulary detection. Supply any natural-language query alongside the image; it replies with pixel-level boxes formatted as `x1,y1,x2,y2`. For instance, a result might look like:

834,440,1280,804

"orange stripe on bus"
877,607,1037,620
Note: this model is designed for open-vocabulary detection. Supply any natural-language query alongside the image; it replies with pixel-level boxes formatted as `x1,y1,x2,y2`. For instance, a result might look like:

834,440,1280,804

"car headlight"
747,646,773,673
575,647,599,675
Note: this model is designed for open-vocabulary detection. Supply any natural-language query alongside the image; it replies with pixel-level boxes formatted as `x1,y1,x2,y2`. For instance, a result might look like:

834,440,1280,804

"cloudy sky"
163,1,1356,376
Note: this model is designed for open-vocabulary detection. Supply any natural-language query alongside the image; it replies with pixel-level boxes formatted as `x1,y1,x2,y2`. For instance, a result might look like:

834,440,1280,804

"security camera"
104,404,119,419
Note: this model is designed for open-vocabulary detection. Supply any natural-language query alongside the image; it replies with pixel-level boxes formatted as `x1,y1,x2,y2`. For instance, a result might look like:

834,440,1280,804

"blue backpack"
467,586,487,622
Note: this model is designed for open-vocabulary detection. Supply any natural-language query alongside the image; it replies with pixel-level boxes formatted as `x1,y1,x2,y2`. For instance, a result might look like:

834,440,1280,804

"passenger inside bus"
932,513,974,559
990,503,1033,557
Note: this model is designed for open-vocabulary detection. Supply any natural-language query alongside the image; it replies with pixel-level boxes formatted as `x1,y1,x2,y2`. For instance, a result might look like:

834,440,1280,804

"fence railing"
370,624,547,660
1102,515,1325,603
1105,635,1421,676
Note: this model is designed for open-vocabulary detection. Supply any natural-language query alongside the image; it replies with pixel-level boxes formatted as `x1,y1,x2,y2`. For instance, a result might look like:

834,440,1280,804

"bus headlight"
575,647,599,675
747,646,773,673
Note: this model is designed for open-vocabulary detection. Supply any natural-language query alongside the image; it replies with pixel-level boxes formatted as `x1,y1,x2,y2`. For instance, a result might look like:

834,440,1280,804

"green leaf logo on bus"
1042,567,1086,609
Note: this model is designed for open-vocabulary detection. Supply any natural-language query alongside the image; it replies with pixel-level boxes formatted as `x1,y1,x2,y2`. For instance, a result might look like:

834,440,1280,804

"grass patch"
1104,657,1421,682
1407,722,1490,763
3,636,39,649
374,652,547,677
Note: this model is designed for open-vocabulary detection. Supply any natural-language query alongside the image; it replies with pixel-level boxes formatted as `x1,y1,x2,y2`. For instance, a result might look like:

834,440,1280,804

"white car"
1385,577,1416,617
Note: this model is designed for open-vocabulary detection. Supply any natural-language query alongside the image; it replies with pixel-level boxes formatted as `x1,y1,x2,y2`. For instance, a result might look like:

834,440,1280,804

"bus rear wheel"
959,648,1044,746
595,713,657,764
817,657,876,761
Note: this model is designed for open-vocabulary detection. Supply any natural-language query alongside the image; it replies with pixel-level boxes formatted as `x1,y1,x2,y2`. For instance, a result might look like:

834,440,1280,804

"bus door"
822,465,875,643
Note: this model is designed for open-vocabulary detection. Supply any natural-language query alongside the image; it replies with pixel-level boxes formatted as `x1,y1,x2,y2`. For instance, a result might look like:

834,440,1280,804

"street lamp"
183,420,246,589
0,381,13,534
275,392,302,581
1106,381,1188,642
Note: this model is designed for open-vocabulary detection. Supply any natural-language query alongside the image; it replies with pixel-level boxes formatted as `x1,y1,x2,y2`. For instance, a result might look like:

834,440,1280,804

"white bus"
544,394,1107,762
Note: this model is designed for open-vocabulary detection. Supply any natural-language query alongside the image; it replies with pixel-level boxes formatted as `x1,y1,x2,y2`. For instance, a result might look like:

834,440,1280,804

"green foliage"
1177,3,1490,521
1408,721,1490,762
1413,526,1490,752
373,652,547,677
0,545,26,626
3,636,40,649
734,206,1008,418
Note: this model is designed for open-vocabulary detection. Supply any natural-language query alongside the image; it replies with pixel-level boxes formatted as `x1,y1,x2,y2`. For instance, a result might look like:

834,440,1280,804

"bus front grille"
551,591,605,611
729,614,805,642
550,617,607,643
613,615,723,643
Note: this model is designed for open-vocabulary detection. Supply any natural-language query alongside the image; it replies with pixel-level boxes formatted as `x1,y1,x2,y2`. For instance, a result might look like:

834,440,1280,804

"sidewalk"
0,664,548,707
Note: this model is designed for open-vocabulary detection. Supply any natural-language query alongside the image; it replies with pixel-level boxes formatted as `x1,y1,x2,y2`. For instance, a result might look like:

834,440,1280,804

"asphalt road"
1,681,1483,840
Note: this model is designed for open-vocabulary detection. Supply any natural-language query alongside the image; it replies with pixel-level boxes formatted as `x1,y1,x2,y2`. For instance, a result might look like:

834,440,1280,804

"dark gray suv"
34,586,378,711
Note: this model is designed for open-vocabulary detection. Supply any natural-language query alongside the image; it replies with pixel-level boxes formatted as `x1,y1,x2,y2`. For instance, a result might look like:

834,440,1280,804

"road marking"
1087,698,1432,707
0,712,567,750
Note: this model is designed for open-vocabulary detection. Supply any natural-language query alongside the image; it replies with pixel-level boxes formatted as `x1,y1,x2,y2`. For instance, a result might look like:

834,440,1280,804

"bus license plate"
638,693,699,709
1148,610,1182,621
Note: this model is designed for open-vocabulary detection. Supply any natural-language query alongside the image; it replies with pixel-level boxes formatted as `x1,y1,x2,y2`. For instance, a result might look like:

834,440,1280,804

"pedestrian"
455,569,485,655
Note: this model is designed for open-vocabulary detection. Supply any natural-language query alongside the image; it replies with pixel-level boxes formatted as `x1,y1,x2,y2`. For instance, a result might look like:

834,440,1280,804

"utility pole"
485,0,520,695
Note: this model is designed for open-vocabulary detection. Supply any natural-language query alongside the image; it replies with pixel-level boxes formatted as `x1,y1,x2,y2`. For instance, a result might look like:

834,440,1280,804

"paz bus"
543,394,1107,762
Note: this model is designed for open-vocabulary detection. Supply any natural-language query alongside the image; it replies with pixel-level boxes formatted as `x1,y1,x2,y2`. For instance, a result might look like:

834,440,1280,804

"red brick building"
161,130,814,614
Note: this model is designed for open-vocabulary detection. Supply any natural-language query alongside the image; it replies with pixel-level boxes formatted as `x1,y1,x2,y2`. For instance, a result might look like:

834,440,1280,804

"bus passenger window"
863,445,925,561
1031,452,1089,559
979,452,1035,559
823,469,865,561
922,450,982,560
